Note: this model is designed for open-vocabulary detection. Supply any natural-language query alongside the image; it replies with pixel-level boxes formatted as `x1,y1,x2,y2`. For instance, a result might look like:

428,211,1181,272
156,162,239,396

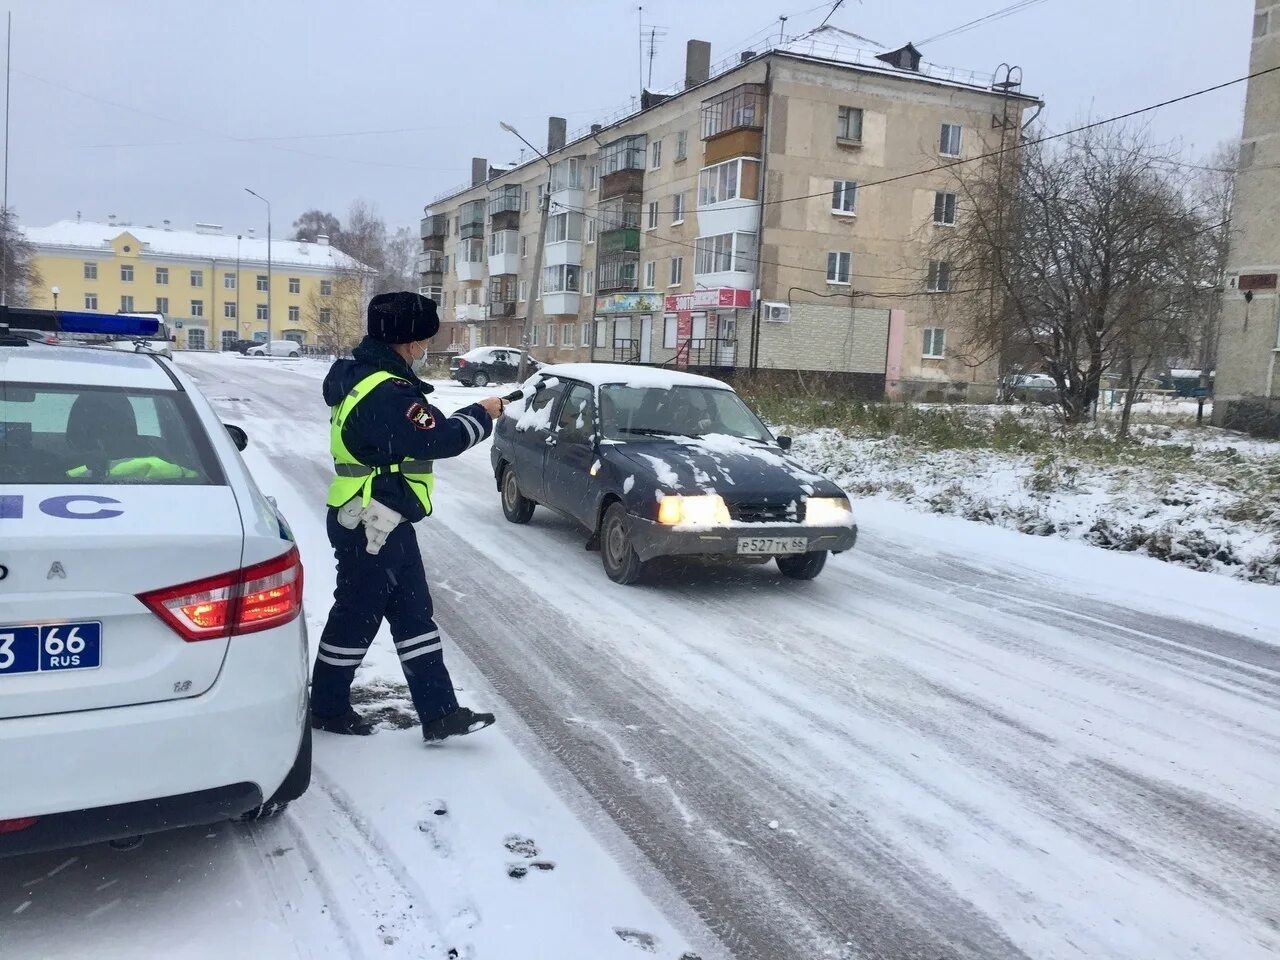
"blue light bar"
57,312,161,336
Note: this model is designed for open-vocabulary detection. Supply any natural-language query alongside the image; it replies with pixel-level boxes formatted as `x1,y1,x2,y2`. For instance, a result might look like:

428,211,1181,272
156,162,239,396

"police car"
0,309,310,857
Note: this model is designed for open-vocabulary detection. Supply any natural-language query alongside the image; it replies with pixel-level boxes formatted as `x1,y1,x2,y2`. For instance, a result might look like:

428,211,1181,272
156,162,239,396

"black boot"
422,706,496,742
311,708,376,736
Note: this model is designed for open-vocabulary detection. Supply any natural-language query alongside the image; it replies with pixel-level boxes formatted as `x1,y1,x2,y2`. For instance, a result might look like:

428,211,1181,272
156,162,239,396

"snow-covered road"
7,352,1278,960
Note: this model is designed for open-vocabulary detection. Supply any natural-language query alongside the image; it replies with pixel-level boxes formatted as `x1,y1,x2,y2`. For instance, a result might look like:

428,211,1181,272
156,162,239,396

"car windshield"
599,384,773,443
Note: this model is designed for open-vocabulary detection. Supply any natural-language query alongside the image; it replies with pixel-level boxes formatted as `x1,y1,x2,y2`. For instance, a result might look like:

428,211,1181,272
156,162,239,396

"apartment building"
22,219,366,351
423,29,1040,399
1214,0,1280,435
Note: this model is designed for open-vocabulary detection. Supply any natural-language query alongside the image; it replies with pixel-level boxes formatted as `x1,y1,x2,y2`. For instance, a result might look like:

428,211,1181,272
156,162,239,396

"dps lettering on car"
0,494,125,520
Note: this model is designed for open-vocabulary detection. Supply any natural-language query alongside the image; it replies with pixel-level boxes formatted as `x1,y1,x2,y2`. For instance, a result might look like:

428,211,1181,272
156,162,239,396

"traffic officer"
311,291,504,741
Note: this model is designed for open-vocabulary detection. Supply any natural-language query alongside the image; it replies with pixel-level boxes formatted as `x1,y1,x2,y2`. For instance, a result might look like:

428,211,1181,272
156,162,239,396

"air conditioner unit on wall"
763,301,790,323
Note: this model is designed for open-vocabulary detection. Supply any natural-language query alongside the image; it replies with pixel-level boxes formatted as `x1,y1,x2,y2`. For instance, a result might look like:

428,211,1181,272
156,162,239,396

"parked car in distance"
247,339,302,358
109,314,175,359
1001,373,1058,404
224,338,259,354
450,347,538,387
491,364,857,584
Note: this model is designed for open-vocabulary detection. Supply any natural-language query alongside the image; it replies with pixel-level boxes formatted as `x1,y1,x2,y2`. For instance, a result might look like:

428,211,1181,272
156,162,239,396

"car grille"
729,501,798,523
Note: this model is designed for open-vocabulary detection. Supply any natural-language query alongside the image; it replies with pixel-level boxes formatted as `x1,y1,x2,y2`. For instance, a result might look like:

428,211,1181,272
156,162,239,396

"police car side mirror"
224,423,249,451
777,435,793,451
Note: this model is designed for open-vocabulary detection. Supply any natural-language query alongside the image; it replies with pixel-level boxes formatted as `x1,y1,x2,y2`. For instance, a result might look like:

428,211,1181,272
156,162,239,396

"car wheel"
501,464,536,523
473,370,490,388
777,550,828,580
601,502,645,585
289,350,300,358
239,723,311,822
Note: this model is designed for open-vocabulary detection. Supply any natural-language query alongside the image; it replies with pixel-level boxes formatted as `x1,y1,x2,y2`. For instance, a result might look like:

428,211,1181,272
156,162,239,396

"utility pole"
2,12,12,307
501,122,554,383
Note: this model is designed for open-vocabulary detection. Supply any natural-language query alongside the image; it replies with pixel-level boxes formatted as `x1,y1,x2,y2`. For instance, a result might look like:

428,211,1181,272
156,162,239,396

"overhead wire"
916,0,1051,47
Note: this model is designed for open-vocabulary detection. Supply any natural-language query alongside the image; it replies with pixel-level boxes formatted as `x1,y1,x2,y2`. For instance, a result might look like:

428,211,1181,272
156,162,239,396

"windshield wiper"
614,427,692,437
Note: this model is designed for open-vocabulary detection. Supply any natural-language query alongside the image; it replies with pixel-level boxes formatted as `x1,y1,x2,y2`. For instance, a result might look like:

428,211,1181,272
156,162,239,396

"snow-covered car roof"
538,363,733,391
0,343,175,389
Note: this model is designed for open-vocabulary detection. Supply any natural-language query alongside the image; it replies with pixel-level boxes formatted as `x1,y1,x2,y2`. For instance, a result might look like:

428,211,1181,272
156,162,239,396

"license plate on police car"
0,622,102,675
737,537,808,556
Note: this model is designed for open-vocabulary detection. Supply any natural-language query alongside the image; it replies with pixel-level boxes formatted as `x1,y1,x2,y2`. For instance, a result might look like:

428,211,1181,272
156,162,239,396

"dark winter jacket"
322,336,493,522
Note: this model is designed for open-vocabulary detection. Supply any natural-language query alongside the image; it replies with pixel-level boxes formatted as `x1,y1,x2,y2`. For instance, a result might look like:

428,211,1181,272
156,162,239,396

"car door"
493,350,517,382
542,382,598,526
510,379,566,502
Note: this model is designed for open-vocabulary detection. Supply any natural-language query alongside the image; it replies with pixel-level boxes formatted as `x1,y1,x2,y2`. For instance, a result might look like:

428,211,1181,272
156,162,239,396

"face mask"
407,342,428,374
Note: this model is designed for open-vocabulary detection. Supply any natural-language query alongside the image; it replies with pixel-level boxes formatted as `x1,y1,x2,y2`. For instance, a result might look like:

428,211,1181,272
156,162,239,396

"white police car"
0,309,310,857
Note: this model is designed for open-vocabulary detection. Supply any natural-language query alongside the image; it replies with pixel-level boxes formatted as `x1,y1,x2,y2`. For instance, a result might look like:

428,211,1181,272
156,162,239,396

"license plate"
737,537,808,556
0,622,102,675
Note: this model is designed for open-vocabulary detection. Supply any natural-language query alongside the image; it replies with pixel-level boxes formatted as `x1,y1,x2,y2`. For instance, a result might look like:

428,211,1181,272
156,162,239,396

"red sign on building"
663,287,753,313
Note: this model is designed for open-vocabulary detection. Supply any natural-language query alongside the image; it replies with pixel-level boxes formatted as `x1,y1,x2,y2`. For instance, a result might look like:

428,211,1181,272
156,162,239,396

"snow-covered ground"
6,352,1278,960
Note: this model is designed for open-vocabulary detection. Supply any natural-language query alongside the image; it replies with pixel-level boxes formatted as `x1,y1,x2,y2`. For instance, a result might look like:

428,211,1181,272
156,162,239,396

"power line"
917,0,1051,47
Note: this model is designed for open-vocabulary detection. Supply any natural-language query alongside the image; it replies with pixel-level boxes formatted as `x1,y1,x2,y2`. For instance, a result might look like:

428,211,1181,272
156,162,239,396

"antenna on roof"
779,14,788,44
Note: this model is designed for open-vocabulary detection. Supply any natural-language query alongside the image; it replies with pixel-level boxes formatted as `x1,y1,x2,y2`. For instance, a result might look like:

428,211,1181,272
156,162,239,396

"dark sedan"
449,346,537,387
490,364,857,584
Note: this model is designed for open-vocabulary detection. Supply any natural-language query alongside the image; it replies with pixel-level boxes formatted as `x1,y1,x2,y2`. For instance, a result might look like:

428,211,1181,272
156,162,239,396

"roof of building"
21,219,368,272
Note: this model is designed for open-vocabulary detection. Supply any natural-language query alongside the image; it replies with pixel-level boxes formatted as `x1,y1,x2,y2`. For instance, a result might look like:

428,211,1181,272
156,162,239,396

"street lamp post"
244,188,272,342
500,121,553,383
50,285,59,311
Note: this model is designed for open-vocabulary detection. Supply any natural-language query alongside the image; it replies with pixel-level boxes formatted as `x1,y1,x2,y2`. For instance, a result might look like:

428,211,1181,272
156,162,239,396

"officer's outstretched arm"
354,381,494,461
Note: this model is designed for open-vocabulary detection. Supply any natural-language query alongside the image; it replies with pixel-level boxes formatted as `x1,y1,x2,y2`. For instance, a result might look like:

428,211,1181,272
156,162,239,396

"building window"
826,251,852,285
934,191,958,226
926,260,951,292
186,328,205,350
191,299,204,317
523,190,530,212
697,157,761,206
221,330,236,350
223,272,236,289
647,201,659,230
675,130,688,161
225,302,237,319
579,321,590,347
518,279,528,302
190,269,204,287
120,264,134,282
256,274,269,292
643,260,657,289
599,134,647,175
155,267,169,285
586,218,596,244
120,294,134,311
289,305,300,323
256,303,269,321
671,192,684,224
650,139,662,169
83,261,98,280
669,257,683,286
547,322,557,346
531,324,540,346
589,164,599,190
832,180,858,215
320,279,333,296
940,123,963,157
84,293,98,310
561,323,573,348
541,263,581,293
521,235,528,257
694,232,757,275
546,211,583,243
837,106,864,143
444,255,450,273
584,269,594,295
923,328,946,359
319,308,332,325
289,277,300,294
156,297,169,314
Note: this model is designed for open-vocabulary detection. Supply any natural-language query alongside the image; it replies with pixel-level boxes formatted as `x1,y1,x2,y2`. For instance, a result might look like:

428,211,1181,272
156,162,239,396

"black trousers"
311,510,458,725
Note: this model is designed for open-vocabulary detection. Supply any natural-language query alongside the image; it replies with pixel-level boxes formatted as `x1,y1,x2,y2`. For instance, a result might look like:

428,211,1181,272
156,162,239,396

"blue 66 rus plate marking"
0,622,102,675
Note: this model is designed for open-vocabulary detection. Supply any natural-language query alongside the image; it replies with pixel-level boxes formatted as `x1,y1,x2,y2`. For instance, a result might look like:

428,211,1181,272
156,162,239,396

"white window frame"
120,264,134,282
84,293,98,310
256,274,269,292
155,267,169,286
647,201,659,230
675,130,688,162
319,307,332,325
697,157,759,206
923,327,946,359
837,106,864,143
83,261,98,280
940,123,963,158
589,164,599,191
223,272,236,289
586,218,597,244
190,299,204,317
650,139,662,170
694,232,756,275
832,180,858,216
288,304,301,323
826,251,852,285
926,260,951,293
580,320,591,347
671,192,684,224
643,260,657,290
256,303,269,321
518,279,528,302
521,235,528,257
288,277,300,294
224,302,237,320
155,296,168,314
120,294,134,312
669,256,683,287
190,269,204,288
547,322,557,347
531,323,540,346
561,322,574,349
934,191,958,226
583,269,594,295
320,279,334,296
663,314,678,348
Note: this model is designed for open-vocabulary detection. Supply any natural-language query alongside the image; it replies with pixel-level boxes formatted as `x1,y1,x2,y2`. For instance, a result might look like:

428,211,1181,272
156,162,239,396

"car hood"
608,433,844,501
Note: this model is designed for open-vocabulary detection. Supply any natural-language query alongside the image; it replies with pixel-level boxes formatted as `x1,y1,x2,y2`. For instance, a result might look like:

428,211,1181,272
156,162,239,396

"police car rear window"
0,383,222,485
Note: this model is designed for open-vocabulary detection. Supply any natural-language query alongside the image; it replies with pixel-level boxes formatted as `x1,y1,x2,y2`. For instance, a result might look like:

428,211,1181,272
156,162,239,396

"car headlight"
656,494,731,526
805,497,853,526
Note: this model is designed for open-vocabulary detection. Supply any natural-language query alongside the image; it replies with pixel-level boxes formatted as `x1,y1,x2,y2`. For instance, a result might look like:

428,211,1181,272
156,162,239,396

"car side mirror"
777,435,793,451
225,423,248,451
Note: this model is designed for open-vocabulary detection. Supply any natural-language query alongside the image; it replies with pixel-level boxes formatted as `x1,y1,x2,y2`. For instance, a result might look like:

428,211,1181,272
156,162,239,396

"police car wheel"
501,464,536,523
238,722,311,821
473,370,489,387
601,502,645,585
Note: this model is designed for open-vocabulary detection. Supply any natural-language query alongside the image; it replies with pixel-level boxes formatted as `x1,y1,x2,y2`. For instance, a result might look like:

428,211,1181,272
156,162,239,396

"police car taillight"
138,547,303,642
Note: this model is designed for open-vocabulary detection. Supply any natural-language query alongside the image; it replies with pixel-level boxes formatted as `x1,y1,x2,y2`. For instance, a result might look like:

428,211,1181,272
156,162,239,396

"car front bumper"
626,516,858,563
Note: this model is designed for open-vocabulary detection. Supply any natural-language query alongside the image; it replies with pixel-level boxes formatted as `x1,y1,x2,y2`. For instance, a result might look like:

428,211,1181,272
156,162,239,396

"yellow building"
21,219,368,351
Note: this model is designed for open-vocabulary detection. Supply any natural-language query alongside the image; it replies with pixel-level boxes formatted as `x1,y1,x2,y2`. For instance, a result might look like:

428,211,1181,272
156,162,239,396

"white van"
246,339,302,358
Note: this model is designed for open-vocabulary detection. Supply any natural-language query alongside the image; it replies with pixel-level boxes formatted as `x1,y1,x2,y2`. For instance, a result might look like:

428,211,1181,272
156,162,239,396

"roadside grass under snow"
740,388,1280,584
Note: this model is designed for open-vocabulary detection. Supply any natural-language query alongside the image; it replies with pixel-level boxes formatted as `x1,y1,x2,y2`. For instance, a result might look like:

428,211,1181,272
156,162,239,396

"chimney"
590,123,602,135
108,213,117,224
740,51,756,63
471,157,488,186
685,39,711,88
317,234,330,246
547,116,567,153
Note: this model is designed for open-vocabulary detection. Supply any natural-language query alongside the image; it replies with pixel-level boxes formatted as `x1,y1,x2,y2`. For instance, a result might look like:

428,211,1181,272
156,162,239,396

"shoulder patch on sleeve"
406,401,436,430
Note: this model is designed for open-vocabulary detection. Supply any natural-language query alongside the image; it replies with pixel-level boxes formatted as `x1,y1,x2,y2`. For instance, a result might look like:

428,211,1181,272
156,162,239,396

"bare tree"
1187,141,1237,387
935,124,1209,431
308,268,366,357
2,208,41,306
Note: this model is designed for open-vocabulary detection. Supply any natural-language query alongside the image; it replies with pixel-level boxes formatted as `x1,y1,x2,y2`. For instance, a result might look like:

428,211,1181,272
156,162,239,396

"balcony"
545,240,582,267
416,251,446,278
693,232,756,291
460,198,486,240
701,83,766,165
488,185,521,232
489,299,516,318
599,134,646,200
542,292,580,316
597,252,639,294
550,156,586,212
488,275,517,319
420,214,447,249
457,259,484,282
598,227,640,256
600,167,645,200
487,229,519,276
455,303,484,323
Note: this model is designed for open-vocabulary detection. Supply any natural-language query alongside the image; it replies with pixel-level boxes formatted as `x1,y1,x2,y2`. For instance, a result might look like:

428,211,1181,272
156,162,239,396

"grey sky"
5,0,1254,235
